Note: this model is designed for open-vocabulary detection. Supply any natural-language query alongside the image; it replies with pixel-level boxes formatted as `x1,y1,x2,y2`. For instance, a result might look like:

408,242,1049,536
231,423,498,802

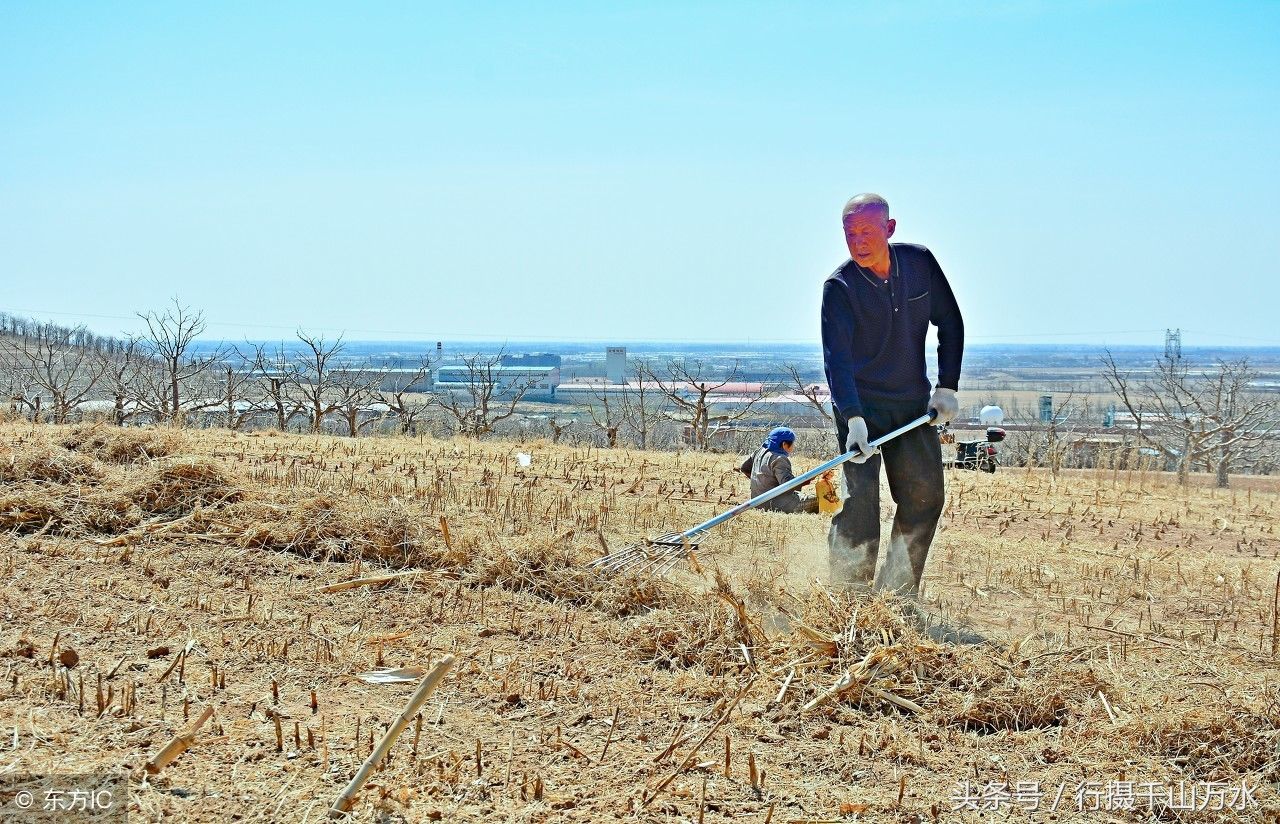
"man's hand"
844,416,876,464
929,387,959,425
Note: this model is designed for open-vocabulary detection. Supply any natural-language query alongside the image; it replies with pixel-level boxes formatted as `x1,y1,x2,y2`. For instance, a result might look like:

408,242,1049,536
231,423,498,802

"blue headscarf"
762,426,796,455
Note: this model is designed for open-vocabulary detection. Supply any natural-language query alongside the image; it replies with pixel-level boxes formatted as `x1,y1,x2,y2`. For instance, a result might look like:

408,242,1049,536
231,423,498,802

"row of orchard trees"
1101,352,1279,487
989,354,1279,488
0,302,797,448
2,302,464,436
8,304,1273,485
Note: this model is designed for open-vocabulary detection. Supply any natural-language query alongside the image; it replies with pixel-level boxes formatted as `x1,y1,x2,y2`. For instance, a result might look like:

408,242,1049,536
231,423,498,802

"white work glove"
844,416,876,464
929,387,959,425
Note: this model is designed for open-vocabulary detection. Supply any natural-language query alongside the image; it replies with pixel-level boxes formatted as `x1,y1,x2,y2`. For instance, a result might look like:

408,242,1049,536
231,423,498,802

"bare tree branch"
647,358,762,451
378,358,435,435
431,349,540,438
12,329,107,423
292,332,346,434
782,363,833,423
1101,351,1279,487
137,300,223,424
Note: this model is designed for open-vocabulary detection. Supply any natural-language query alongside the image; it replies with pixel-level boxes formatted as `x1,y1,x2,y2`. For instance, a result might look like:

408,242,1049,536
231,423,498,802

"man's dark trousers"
830,397,944,593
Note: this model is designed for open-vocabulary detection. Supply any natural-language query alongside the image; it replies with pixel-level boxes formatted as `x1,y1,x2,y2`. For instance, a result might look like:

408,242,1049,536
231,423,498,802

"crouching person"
741,427,820,514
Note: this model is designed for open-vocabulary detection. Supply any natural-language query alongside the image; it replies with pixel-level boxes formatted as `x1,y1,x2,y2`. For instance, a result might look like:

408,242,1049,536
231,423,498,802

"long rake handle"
680,411,937,540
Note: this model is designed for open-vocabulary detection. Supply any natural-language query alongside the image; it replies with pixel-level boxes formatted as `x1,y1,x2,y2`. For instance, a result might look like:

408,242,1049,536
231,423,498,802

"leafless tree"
996,387,1088,476
217,361,264,431
292,333,346,434
334,363,387,437
137,300,223,424
782,362,833,423
12,330,107,423
431,350,538,438
646,358,762,451
0,360,24,419
243,343,303,431
93,337,146,425
547,418,575,444
1102,352,1279,487
378,359,434,435
621,359,670,450
0,337,27,418
586,384,624,447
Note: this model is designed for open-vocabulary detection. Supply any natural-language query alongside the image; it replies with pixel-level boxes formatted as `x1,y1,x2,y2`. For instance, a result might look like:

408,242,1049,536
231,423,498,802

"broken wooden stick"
1097,689,1118,724
145,705,215,774
329,654,455,818
801,668,856,713
598,707,621,763
862,685,923,715
773,667,796,705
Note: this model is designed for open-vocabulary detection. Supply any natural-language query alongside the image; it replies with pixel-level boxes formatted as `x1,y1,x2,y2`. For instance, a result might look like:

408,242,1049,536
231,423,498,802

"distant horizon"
182,338,1280,356
8,306,1280,354
5,305,1280,351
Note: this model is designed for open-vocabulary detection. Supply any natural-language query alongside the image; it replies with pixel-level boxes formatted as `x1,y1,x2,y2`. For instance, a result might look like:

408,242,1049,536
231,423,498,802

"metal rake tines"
588,532,703,576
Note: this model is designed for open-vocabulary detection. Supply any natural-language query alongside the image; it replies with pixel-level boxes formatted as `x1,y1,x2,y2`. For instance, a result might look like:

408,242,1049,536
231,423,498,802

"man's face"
842,208,896,267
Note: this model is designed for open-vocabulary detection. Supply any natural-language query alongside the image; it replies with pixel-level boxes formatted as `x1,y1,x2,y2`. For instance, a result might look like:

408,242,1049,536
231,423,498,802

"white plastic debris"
516,453,532,468
355,667,426,685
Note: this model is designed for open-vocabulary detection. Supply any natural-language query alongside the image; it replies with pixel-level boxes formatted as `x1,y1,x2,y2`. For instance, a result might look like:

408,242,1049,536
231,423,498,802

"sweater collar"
850,247,897,287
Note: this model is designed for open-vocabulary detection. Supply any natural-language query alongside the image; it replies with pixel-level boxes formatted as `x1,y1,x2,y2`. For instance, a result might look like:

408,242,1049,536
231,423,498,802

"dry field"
1,422,1278,823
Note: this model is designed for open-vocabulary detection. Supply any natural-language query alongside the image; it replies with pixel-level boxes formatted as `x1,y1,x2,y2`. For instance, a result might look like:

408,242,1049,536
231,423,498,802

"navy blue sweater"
820,243,964,420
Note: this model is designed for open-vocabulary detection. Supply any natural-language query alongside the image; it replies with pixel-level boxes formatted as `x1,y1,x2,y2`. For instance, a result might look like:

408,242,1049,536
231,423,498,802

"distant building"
605,347,627,384
380,369,433,392
556,379,766,401
711,392,832,421
500,353,562,368
434,365,560,401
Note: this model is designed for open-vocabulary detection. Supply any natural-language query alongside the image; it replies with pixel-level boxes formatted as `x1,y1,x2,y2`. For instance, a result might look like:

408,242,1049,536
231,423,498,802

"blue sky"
2,1,1277,345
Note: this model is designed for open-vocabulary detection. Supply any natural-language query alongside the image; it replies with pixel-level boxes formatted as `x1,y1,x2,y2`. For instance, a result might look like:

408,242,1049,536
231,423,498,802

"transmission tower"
1164,328,1182,360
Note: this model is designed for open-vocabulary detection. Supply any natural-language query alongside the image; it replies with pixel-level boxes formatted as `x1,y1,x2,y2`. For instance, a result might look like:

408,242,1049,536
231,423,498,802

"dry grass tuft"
1135,705,1280,781
59,424,181,463
0,443,102,484
465,533,682,616
0,437,239,535
226,495,450,567
781,587,1107,731
120,457,243,515
930,660,1103,732
624,601,738,670
0,482,75,532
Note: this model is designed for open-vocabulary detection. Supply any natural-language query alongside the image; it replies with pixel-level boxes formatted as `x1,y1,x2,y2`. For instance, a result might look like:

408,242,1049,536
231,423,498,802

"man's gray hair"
842,193,890,220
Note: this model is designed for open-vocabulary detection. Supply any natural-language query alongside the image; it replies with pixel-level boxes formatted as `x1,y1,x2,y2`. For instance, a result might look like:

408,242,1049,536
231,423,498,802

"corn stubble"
0,422,1277,822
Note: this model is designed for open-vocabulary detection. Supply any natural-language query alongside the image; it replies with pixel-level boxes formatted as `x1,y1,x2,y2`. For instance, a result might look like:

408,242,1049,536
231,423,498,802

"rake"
589,412,937,576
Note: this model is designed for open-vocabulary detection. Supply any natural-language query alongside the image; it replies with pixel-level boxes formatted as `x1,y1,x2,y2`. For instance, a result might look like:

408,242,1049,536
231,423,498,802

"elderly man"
821,193,964,596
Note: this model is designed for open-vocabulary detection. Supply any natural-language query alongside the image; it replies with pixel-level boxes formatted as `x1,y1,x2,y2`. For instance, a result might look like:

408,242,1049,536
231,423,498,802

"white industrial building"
605,347,627,383
433,365,560,401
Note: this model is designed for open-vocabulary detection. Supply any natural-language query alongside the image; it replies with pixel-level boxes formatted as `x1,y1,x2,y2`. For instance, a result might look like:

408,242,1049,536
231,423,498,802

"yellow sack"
815,470,842,515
